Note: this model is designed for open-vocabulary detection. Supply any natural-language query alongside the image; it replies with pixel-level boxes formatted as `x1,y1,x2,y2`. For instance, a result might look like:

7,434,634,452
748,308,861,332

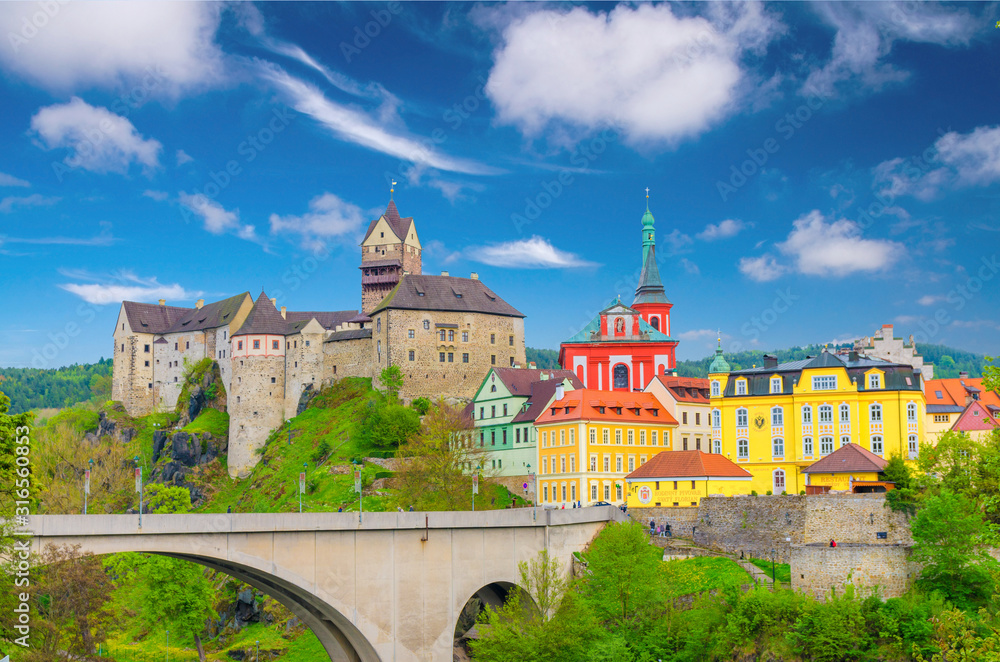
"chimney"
441,271,449,277
195,299,204,309
555,382,565,401
848,350,859,362
540,371,549,381
470,272,479,280
764,354,778,369
158,299,166,306
959,371,969,379
270,298,277,307
280,306,287,319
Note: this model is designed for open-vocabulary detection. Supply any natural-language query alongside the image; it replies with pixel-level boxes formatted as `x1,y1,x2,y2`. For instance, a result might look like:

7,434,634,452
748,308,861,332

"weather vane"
391,179,397,201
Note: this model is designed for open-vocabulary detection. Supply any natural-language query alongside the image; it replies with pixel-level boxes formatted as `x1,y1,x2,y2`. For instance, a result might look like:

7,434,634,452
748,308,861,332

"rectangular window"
615,429,622,444
737,439,748,459
871,435,884,455
627,430,634,445
491,405,496,418
569,428,575,444
820,436,834,455
736,380,747,395
408,350,415,361
491,355,496,365
683,437,689,451
490,334,495,344
491,431,495,446
439,352,446,362
238,341,243,350
628,457,634,472
560,430,565,445
770,377,781,393
543,485,549,502
591,484,598,501
868,373,881,389
305,341,310,347
682,411,688,424
711,381,720,396
448,330,455,342
439,330,447,341
934,414,949,423
503,403,508,416
186,342,189,349
509,335,514,346
448,352,454,362
570,456,575,472
144,344,150,353
590,429,596,445
590,455,597,471
144,360,149,367
813,375,837,390
253,340,260,349
462,331,469,342
603,429,609,444
480,407,484,419
502,430,507,445
615,457,622,472
639,430,646,445
271,377,276,384
773,438,784,457
462,353,469,363
651,430,658,446
272,340,279,350
408,329,415,339
695,412,701,426
603,456,610,472
803,437,813,456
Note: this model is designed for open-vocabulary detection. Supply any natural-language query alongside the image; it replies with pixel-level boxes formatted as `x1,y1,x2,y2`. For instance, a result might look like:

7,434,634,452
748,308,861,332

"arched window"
737,438,749,459
736,408,748,427
839,403,850,424
710,380,721,397
819,405,833,424
908,434,918,458
802,405,812,425
772,438,784,458
871,435,884,455
613,363,629,389
870,403,882,423
771,406,783,427
711,409,721,428
650,316,659,330
907,403,917,422
772,469,786,494
490,385,496,392
820,436,834,455
803,436,813,456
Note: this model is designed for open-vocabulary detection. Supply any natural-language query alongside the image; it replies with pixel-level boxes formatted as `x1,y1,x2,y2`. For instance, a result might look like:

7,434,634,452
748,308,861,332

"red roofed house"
624,450,752,508
644,375,714,453
559,201,678,391
802,443,888,492
925,373,1000,441
534,389,678,507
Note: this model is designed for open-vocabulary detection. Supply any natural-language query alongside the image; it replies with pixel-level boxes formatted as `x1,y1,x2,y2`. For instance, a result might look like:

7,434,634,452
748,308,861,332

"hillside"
0,358,112,413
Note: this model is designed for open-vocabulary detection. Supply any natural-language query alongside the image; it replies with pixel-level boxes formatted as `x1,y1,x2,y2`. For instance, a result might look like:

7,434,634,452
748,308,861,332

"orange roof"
625,450,751,480
803,443,887,474
926,377,1000,409
534,389,678,425
952,400,1000,432
655,375,711,403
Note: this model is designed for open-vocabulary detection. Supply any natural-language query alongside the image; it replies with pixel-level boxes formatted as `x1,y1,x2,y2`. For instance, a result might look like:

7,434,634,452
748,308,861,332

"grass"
181,408,229,437
749,558,792,585
661,556,752,598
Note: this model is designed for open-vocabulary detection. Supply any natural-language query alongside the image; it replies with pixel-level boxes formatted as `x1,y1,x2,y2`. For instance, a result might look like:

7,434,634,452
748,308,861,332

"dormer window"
598,406,605,414
868,373,881,389
651,409,658,417
615,407,622,415
634,408,641,416
736,380,747,396
770,377,781,394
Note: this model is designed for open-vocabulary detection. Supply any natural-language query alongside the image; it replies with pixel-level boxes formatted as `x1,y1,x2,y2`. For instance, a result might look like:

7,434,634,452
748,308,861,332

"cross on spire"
645,187,650,210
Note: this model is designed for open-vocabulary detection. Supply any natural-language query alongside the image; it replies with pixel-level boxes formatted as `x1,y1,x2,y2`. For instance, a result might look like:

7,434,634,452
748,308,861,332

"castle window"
448,352,454,362
408,350,415,361
462,331,469,342
650,317,659,330
223,331,227,339
439,352,445,362
448,330,455,342
294,362,298,367
122,344,125,352
491,355,496,365
174,343,177,350
490,334,495,344
144,344,150,353
253,340,260,349
144,361,149,367
462,353,469,363
271,377,276,384
408,330,415,339
174,377,177,382
509,335,514,346
148,383,152,389
380,232,384,237
238,341,243,350
439,330,446,341
423,320,430,330
377,319,382,332
237,396,240,403
510,357,515,367
305,341,310,347
272,340,279,350
186,342,189,349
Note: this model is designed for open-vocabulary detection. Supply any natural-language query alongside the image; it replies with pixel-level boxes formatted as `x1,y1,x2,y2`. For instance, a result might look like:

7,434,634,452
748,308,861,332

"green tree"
89,373,111,401
378,365,404,402
911,489,999,609
881,454,920,515
355,402,420,452
984,355,999,393
144,483,192,514
410,397,431,416
139,556,215,662
581,521,664,630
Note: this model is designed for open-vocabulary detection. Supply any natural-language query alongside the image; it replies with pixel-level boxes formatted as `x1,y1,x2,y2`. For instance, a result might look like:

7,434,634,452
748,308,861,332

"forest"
0,359,112,414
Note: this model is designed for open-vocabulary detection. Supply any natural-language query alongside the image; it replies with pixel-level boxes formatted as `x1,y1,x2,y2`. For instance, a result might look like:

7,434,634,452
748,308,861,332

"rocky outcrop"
83,410,137,446
151,430,227,507
177,361,227,427
296,383,315,416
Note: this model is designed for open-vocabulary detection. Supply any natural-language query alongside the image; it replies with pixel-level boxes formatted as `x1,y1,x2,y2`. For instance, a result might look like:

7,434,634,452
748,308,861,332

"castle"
112,201,526,477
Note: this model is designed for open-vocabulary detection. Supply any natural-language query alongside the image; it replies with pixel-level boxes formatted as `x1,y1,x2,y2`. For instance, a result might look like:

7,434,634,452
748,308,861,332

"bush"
766,490,772,496
750,490,758,497
411,397,431,415
354,401,421,451
312,438,332,463
800,490,806,495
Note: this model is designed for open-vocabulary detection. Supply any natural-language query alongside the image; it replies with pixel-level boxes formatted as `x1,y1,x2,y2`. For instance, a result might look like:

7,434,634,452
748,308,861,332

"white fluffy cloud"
697,219,748,241
485,3,781,145
0,193,59,214
269,193,366,253
179,193,258,242
738,254,786,282
59,271,202,305
0,2,226,95
175,150,194,165
0,171,30,187
31,98,162,175
776,210,904,277
804,2,979,97
466,236,598,269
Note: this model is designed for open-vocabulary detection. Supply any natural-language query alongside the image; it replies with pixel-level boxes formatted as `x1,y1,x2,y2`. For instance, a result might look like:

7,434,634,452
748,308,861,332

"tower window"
253,340,260,349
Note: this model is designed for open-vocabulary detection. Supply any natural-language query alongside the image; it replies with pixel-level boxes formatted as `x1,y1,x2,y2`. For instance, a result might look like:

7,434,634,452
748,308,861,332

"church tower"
632,195,674,343
359,200,422,314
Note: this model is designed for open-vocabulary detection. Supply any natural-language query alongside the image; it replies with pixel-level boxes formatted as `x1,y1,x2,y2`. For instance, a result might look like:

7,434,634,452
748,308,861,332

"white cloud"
738,254,786,282
917,295,945,306
677,329,717,342
269,193,365,253
0,172,30,187
260,63,499,177
804,2,979,97
142,190,169,202
1,221,115,247
59,271,202,305
894,315,920,324
663,229,694,256
0,2,226,95
175,149,194,165
951,319,1000,330
680,258,701,276
776,210,904,277
466,236,598,269
697,219,748,241
31,98,162,175
179,192,258,242
0,194,59,214
485,3,782,145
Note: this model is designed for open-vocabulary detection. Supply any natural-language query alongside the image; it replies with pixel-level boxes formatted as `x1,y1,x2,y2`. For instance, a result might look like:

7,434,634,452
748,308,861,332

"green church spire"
708,333,731,374
641,187,655,264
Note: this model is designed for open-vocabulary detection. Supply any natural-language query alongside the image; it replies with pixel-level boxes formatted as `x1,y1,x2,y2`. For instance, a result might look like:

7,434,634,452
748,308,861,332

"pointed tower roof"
233,291,289,337
361,200,415,244
708,336,731,374
633,244,670,305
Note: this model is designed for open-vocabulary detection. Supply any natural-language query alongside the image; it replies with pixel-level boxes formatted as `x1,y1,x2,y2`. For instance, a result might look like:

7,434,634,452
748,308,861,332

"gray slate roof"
165,292,251,334
371,275,524,318
724,351,921,397
326,329,373,342
361,201,414,244
122,301,191,334
285,310,357,331
232,292,290,337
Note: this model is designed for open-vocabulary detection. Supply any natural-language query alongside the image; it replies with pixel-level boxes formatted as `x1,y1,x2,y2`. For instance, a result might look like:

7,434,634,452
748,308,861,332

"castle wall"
791,543,917,600
284,330,327,416
213,326,233,395
371,309,526,402
324,337,375,384
229,339,286,478
153,331,210,412
112,327,155,416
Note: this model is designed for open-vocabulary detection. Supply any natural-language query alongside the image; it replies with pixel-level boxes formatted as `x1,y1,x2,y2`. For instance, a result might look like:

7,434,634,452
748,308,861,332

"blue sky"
1,1,998,369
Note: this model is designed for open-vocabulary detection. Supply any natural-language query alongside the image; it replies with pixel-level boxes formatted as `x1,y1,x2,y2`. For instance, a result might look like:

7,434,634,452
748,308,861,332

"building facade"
709,349,925,495
643,375,713,452
534,389,678,507
468,368,582,476
625,450,752,508
853,324,933,381
925,374,1000,441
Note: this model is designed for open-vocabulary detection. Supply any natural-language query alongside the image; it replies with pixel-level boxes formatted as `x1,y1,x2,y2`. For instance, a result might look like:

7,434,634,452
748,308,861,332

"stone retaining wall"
805,494,912,545
791,543,918,600
631,507,700,537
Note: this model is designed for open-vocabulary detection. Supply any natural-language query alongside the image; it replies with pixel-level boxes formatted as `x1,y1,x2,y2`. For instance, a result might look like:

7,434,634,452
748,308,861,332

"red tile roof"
656,375,711,403
534,389,678,425
803,443,887,474
952,400,1000,432
491,367,582,396
926,377,1000,409
625,450,751,480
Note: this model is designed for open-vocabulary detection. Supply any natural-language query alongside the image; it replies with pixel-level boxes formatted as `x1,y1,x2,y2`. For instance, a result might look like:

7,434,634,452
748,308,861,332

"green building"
468,367,582,477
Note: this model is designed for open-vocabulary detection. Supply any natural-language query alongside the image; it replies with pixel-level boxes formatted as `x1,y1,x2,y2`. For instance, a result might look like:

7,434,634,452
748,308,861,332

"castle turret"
228,291,288,478
359,200,422,314
631,195,675,368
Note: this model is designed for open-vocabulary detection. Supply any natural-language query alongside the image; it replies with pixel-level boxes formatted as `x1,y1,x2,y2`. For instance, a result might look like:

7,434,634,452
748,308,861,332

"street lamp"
299,462,307,514
134,456,143,528
472,464,481,511
527,464,535,522
84,458,93,515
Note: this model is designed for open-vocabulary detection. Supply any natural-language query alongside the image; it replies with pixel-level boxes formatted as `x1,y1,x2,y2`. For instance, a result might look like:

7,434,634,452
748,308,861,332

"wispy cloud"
179,192,260,244
143,190,169,202
269,192,366,253
1,221,115,246
738,254,786,282
466,236,598,269
58,270,203,305
0,194,60,214
697,219,749,241
175,149,194,165
0,172,30,187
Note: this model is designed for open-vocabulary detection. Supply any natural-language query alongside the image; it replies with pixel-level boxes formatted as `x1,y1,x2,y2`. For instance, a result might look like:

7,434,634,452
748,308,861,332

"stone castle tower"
359,200,422,314
228,292,289,477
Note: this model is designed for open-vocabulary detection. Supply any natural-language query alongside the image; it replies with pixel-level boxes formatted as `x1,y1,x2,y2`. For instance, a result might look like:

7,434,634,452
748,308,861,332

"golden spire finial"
390,179,396,201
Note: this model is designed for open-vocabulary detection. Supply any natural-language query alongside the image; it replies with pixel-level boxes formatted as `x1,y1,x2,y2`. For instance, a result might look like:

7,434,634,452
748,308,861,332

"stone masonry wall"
632,507,700,537
695,495,806,563
791,543,918,600
284,330,327,417
805,494,912,546
228,354,285,478
324,337,374,385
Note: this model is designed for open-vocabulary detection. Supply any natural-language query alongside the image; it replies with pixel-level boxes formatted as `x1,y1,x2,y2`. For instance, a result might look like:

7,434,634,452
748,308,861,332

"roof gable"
625,450,750,480
371,275,524,317
361,201,416,246
803,443,888,474
952,400,1000,432
233,292,289,337
164,292,252,334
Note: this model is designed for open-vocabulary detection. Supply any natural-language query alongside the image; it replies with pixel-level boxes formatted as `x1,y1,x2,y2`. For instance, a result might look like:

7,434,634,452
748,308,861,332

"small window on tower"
253,340,260,349
272,340,279,350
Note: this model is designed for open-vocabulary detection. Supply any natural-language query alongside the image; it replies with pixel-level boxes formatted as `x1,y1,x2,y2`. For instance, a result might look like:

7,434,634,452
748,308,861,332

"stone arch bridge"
27,508,623,661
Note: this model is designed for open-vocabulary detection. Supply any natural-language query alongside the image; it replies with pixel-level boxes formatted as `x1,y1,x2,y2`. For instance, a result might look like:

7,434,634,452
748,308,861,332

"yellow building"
533,388,678,507
643,375,714,452
624,449,752,508
801,443,886,492
708,345,925,495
